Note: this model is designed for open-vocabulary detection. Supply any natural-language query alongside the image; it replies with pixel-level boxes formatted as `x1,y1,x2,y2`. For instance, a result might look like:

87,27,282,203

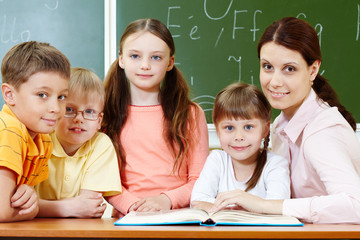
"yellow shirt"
0,104,51,186
36,131,121,199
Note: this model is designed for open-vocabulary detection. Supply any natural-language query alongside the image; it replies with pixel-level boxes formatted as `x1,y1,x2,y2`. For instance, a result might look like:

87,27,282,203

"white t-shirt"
191,150,290,203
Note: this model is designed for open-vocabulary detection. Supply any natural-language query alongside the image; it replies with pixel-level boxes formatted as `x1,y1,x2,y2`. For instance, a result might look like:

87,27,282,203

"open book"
114,208,303,226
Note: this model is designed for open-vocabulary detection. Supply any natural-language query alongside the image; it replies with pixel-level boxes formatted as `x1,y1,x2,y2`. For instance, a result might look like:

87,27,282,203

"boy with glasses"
35,67,121,218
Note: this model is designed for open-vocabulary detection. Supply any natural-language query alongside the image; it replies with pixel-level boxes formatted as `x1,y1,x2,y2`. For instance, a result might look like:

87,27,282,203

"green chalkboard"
0,0,104,107
117,0,360,122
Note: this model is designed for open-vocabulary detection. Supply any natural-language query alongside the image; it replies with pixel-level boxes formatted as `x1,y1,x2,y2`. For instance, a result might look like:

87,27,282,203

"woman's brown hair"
101,18,199,173
213,83,271,192
257,17,356,131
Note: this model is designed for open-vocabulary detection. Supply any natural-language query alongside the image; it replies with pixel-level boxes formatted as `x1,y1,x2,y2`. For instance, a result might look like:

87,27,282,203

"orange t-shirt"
0,105,51,186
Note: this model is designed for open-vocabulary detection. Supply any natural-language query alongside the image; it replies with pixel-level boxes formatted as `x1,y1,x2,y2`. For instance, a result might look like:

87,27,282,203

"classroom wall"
115,0,360,145
1,0,359,146
0,0,106,107
115,0,360,123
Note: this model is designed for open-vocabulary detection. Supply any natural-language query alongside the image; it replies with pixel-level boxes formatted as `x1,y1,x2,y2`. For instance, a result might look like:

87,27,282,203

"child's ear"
263,121,270,138
167,55,175,71
97,112,104,130
118,55,125,69
2,83,16,106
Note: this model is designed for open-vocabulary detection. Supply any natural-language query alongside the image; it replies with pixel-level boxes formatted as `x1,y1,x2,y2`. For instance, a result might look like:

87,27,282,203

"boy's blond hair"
1,41,70,89
69,67,105,110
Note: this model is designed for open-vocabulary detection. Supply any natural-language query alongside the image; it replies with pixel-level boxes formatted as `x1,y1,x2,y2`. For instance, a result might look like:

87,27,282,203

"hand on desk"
37,189,106,218
67,190,106,218
11,184,39,216
191,201,214,212
210,189,262,213
129,194,171,212
191,200,244,213
209,189,283,215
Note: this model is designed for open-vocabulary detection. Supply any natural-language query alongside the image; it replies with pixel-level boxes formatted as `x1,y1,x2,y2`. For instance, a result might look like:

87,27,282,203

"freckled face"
259,42,320,119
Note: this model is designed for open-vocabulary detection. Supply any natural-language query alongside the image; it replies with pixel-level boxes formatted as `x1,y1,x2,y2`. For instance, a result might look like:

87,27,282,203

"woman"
210,17,360,224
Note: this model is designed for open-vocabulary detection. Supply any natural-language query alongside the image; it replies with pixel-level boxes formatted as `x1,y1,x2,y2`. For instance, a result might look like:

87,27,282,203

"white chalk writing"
0,15,30,43
228,56,242,82
45,0,59,10
232,10,247,39
167,6,181,38
357,3,359,41
251,10,262,42
204,0,233,20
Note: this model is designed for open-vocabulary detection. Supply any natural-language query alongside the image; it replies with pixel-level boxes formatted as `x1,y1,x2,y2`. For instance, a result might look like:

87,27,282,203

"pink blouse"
272,89,360,224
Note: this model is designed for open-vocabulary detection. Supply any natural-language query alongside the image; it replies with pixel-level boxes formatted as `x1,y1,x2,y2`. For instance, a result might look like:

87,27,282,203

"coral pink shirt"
271,89,360,224
108,105,208,216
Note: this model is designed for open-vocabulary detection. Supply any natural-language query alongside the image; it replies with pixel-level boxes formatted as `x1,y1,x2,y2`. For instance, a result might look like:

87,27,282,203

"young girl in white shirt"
210,17,360,224
191,83,290,212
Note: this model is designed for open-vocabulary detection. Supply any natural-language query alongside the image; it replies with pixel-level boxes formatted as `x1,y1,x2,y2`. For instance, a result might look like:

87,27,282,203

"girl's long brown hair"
101,18,199,173
213,83,271,192
257,17,356,131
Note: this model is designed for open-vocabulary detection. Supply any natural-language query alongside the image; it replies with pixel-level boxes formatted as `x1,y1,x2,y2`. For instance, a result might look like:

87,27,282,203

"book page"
210,210,302,225
116,208,209,224
114,209,302,226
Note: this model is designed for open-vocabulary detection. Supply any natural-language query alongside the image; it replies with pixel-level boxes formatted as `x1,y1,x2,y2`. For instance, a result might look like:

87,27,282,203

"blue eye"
225,126,234,131
152,56,161,60
244,125,253,130
130,54,139,59
84,109,96,114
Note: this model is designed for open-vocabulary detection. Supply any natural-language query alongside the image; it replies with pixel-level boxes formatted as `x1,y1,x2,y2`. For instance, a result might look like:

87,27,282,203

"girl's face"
119,31,174,98
217,117,269,165
259,42,320,119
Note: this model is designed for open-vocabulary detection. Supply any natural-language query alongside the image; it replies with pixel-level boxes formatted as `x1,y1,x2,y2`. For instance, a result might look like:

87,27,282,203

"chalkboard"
117,0,360,122
0,0,104,107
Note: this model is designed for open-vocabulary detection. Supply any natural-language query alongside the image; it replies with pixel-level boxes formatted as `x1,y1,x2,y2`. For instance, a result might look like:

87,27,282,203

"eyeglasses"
64,107,101,121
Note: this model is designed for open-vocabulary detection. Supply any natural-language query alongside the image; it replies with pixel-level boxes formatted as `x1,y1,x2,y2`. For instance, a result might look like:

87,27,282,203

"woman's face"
259,42,320,119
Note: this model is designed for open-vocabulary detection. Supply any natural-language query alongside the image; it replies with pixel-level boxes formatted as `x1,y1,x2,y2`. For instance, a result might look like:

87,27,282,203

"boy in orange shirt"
0,41,70,222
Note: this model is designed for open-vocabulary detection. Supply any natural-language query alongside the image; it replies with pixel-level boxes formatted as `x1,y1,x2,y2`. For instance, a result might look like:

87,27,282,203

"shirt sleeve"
283,126,360,224
107,187,140,215
80,134,122,197
162,106,209,208
191,150,223,203
0,126,24,178
263,153,291,200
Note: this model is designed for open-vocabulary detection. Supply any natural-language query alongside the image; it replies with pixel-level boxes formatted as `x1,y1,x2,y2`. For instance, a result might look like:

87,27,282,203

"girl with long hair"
102,18,209,217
